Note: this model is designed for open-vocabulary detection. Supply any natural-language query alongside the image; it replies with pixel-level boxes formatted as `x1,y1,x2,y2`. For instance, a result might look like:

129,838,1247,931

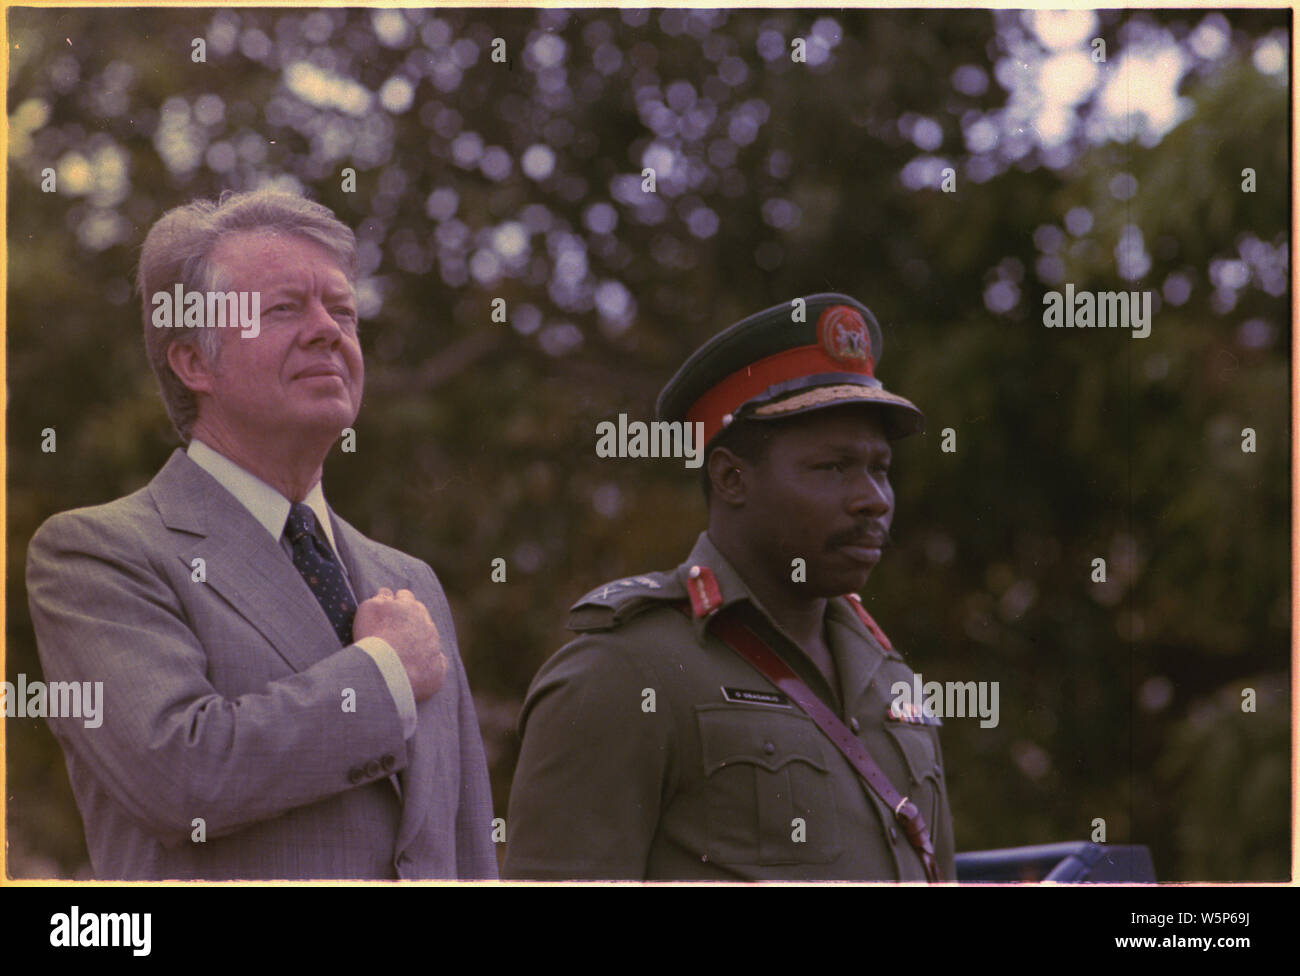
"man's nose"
300,297,346,343
846,468,891,516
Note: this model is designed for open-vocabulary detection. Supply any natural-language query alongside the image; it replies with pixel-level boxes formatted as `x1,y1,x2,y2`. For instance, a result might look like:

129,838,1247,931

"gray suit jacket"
26,448,498,880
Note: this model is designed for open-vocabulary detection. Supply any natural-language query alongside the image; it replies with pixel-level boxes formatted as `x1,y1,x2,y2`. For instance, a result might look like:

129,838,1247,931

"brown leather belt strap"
704,607,944,882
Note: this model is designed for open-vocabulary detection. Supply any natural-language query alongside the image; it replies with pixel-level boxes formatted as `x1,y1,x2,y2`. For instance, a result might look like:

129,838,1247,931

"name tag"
721,686,790,708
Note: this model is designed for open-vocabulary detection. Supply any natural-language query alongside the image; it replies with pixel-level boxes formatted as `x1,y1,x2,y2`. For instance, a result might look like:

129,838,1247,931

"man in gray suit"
26,189,497,880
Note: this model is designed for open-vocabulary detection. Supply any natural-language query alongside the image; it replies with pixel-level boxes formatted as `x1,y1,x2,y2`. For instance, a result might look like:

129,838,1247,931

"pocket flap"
697,705,831,776
883,722,941,784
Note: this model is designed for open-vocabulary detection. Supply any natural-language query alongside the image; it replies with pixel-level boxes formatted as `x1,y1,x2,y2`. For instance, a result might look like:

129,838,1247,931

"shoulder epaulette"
566,572,687,632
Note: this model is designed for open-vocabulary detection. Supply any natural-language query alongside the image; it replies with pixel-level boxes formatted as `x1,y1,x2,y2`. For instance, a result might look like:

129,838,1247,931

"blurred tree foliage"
4,7,1289,880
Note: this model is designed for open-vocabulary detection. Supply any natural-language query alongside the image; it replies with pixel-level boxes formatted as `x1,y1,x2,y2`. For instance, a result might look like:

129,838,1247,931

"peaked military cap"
656,293,924,446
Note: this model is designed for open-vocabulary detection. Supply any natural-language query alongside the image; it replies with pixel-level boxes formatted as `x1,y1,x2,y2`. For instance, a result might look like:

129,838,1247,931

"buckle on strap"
894,795,912,816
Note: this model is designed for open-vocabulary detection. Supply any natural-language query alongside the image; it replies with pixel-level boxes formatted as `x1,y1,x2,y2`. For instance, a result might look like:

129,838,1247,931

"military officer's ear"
706,446,749,507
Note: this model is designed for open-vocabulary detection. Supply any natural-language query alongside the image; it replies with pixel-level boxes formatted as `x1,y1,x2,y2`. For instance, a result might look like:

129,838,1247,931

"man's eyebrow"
815,440,892,458
261,279,355,301
261,279,305,297
321,274,357,297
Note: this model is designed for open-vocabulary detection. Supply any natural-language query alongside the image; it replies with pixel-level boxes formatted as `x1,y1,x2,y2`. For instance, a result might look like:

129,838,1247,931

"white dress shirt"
187,438,417,739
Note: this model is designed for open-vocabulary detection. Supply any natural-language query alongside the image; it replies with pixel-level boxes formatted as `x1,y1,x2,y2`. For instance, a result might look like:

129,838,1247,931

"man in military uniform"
504,294,955,881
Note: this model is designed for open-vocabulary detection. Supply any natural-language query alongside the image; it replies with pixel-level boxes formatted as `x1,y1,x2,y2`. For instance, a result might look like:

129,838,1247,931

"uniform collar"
677,531,893,651
676,531,757,641
677,530,898,712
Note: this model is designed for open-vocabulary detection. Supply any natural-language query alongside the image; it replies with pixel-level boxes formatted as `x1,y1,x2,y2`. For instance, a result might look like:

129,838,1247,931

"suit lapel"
149,449,347,674
328,511,414,610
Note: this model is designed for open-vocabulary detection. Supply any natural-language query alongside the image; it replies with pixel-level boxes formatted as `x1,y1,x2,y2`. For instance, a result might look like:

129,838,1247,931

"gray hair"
136,188,358,442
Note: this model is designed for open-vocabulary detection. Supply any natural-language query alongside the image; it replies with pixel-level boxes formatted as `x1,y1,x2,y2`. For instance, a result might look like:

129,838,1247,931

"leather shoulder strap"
703,606,942,882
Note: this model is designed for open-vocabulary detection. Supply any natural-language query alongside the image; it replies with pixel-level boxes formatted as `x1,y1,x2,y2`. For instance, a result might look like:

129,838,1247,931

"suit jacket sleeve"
26,508,409,846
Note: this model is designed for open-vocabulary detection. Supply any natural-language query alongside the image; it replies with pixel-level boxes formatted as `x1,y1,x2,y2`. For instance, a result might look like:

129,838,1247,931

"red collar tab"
686,565,723,618
844,593,892,650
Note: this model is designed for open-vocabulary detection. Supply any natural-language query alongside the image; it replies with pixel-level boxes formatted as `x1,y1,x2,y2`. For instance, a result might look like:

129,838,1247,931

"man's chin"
817,563,876,596
281,410,357,447
298,397,359,428
826,551,878,587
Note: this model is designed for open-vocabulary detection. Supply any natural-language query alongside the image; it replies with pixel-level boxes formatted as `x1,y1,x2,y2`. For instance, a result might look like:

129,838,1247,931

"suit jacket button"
364,759,382,778
381,754,397,772
849,717,861,733
347,766,365,784
889,826,899,843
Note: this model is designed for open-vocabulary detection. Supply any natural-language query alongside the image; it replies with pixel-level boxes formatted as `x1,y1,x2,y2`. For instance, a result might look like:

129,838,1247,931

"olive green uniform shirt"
504,532,956,881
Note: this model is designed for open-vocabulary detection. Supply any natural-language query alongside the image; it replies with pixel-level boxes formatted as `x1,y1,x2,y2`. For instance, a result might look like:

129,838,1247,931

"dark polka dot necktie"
284,502,357,647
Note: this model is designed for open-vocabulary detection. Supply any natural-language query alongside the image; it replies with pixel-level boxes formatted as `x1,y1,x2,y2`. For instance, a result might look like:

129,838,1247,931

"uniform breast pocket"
882,723,944,835
696,705,843,866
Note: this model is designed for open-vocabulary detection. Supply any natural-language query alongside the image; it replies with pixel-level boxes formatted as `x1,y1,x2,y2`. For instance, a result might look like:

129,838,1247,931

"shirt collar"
187,437,338,551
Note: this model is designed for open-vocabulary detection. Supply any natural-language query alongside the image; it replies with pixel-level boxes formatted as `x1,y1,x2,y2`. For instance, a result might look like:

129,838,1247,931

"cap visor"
750,384,925,438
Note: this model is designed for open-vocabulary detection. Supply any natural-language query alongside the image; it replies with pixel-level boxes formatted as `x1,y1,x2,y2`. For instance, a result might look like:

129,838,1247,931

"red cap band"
685,343,876,447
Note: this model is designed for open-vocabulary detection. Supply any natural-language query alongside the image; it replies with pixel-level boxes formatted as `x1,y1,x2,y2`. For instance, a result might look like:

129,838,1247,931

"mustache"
825,525,893,550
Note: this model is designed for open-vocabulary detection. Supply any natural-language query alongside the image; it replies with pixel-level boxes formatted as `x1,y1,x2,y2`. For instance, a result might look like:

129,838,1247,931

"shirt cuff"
355,636,418,739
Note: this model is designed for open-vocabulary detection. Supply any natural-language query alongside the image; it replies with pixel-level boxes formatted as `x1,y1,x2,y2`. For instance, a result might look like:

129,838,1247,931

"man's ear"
707,445,750,507
166,340,218,396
